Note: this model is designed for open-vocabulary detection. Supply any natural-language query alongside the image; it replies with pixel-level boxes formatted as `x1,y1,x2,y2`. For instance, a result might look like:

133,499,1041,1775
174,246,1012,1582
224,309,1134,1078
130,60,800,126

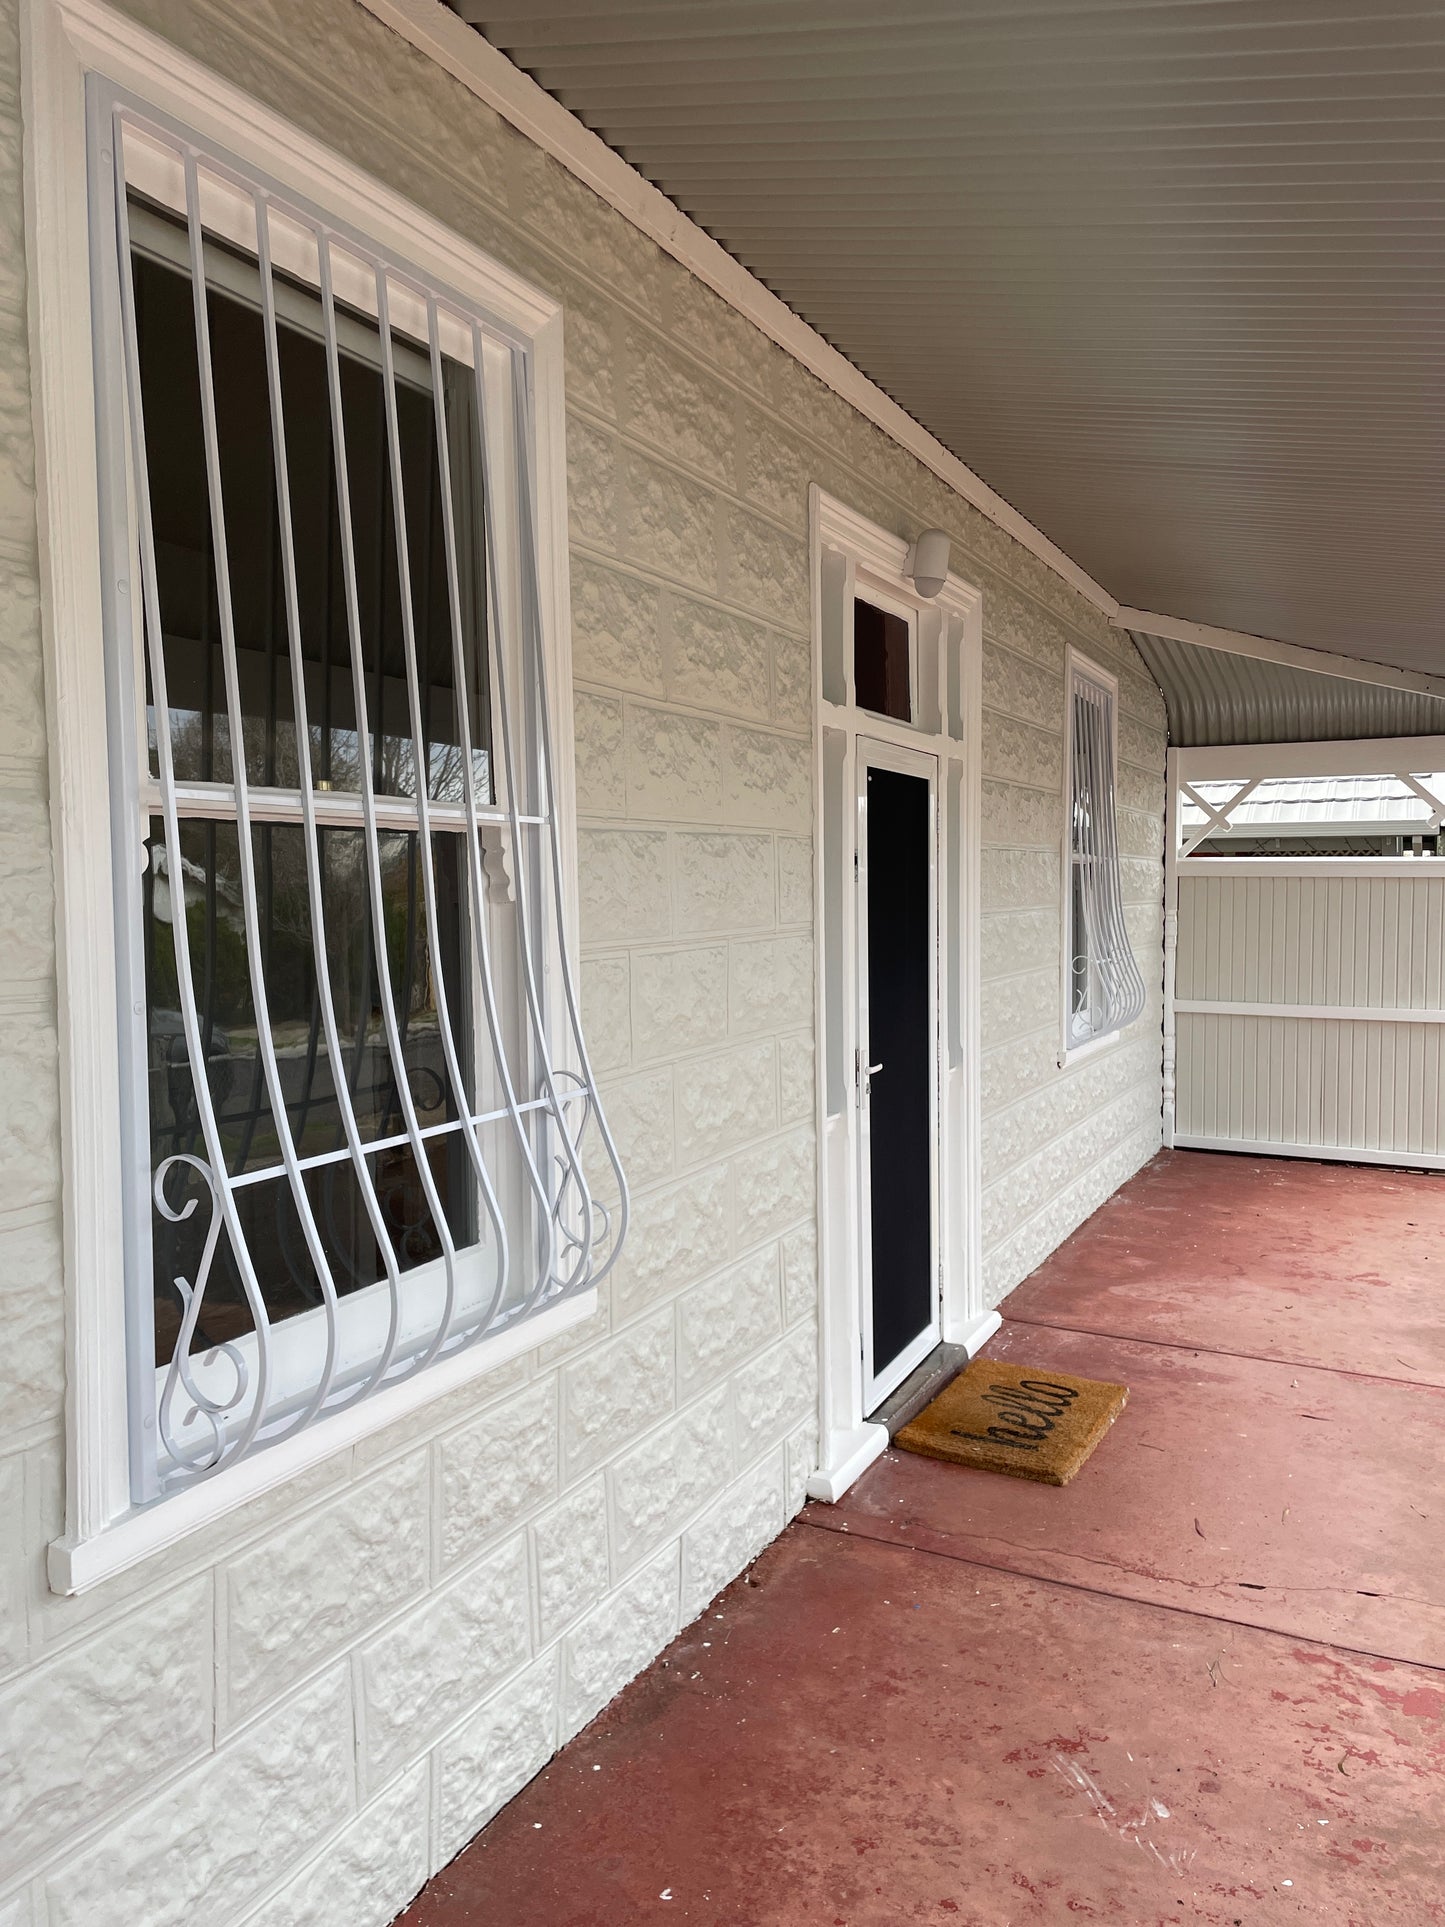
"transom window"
93,106,625,1502
853,592,914,723
1065,656,1146,1050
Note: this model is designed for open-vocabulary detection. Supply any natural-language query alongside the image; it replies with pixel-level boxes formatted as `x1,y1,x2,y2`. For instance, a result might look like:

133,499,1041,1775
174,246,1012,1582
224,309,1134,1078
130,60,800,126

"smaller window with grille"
1065,656,1146,1051
89,101,626,1507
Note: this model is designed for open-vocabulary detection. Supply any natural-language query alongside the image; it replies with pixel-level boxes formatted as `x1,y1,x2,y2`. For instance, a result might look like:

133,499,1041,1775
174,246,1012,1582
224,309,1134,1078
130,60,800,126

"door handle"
867,1062,884,1076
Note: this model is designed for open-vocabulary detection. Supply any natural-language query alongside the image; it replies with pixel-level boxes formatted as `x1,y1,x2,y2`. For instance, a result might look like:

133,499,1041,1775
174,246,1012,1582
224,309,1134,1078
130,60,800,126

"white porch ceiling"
451,0,1444,677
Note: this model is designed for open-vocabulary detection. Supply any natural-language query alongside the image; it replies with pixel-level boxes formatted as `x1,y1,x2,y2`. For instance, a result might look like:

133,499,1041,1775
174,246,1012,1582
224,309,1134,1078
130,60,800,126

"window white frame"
807,490,995,1504
1060,646,1137,1064
24,0,598,1592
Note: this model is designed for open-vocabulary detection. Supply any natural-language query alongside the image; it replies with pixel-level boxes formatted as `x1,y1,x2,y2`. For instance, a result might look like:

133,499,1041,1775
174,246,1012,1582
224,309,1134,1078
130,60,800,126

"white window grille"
1065,658,1146,1049
91,101,626,1503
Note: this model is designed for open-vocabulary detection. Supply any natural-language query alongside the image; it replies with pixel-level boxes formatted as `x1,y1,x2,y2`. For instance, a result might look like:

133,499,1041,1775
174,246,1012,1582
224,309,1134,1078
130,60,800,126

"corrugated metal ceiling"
1129,630,1445,745
455,0,1445,676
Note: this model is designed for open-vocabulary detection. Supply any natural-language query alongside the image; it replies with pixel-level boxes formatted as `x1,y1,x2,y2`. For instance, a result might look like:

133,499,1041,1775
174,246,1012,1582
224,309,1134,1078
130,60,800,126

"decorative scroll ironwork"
107,107,627,1494
1068,668,1146,1046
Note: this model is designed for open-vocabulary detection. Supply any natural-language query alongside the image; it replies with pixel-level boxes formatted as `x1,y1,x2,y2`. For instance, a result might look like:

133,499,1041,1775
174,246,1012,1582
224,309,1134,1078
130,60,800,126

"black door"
863,762,934,1391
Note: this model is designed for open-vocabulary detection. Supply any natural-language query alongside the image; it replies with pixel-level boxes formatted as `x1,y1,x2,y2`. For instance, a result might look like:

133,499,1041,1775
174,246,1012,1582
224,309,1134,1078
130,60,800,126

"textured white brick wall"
0,0,1166,1920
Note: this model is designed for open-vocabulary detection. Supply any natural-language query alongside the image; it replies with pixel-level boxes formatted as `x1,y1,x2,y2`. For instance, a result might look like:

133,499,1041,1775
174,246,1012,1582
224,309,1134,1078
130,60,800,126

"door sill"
868,1341,971,1436
865,1322,940,1414
869,1309,1005,1437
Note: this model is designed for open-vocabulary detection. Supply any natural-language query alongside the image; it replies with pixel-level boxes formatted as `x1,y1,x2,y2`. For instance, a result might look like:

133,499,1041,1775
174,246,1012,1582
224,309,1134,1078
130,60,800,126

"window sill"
48,1286,597,1596
1058,1027,1127,1070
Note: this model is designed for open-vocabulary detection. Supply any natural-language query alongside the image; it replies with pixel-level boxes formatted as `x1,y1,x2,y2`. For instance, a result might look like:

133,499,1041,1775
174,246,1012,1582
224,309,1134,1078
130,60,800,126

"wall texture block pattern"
0,0,1166,1920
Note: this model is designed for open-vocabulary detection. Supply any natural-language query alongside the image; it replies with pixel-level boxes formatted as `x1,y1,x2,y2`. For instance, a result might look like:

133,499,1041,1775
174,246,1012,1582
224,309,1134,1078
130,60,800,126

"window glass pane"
144,817,476,1368
130,201,492,805
854,596,911,721
1066,672,1145,1048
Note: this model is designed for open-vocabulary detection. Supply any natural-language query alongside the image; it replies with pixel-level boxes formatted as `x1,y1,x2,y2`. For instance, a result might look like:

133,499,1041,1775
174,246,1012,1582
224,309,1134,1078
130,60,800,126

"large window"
1065,656,1146,1050
90,106,626,1505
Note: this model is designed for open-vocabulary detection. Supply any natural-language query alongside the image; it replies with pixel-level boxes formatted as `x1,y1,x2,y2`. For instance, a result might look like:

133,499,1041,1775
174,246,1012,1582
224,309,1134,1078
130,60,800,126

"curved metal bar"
182,153,347,1443
374,276,512,1352
425,298,562,1331
471,326,600,1306
451,322,567,1312
316,236,462,1378
113,120,275,1480
253,191,409,1410
153,1155,247,1473
509,352,629,1285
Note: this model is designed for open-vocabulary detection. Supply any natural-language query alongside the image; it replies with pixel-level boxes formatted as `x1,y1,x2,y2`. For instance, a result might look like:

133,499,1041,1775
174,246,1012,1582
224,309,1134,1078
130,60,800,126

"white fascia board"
1116,606,1445,704
357,0,1120,621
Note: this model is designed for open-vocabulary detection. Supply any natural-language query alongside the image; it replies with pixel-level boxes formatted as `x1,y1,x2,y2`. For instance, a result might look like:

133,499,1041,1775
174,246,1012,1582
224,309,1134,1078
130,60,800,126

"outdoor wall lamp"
904,527,951,599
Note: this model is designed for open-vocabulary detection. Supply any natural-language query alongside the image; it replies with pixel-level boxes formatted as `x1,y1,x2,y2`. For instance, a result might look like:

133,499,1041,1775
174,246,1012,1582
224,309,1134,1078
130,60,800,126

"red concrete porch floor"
400,1151,1445,1926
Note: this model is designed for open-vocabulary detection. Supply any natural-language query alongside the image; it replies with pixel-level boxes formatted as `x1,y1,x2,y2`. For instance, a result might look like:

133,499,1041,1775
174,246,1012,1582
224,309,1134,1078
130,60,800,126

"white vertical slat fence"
1165,741,1445,1170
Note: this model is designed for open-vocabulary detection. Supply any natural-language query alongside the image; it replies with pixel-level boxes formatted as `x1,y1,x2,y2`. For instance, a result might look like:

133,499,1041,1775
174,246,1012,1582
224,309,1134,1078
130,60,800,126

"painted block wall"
0,0,1166,1922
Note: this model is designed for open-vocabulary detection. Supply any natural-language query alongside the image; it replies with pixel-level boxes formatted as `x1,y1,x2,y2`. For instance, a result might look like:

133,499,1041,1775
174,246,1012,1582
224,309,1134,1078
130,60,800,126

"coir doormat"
895,1358,1128,1485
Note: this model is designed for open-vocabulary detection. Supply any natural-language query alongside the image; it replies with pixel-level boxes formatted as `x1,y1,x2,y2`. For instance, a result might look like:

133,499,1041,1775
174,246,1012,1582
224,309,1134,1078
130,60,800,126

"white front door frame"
807,489,996,1503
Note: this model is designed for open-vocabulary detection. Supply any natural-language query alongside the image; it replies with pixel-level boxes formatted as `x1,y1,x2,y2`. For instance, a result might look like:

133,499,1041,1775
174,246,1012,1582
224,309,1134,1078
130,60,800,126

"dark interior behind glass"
853,595,912,722
131,208,488,1365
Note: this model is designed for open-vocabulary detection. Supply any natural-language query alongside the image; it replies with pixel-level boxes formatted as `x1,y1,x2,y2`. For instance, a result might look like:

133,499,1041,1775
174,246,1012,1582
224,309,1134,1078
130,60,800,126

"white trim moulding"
357,0,1120,620
1173,1136,1445,1175
1176,1000,1445,1026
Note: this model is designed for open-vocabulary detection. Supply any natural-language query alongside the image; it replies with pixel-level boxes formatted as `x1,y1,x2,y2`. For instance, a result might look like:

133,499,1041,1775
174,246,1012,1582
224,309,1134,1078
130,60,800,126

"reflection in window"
1067,665,1146,1047
132,205,491,804
144,820,476,1366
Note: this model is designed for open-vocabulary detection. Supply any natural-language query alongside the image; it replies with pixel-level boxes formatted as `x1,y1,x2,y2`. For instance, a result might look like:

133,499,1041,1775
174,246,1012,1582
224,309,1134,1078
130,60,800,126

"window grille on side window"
1066,663,1146,1048
94,106,626,1502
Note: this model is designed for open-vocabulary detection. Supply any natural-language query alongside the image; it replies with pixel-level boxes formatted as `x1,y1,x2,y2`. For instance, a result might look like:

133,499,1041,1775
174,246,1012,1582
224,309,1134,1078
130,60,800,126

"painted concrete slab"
402,1523,1445,1926
1004,1151,1445,1388
815,1322,1445,1668
400,1152,1444,1925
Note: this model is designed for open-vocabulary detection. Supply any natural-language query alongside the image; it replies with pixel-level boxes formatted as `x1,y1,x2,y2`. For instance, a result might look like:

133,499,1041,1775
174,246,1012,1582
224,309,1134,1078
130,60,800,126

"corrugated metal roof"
455,1,1445,675
1182,771,1445,832
1129,629,1445,746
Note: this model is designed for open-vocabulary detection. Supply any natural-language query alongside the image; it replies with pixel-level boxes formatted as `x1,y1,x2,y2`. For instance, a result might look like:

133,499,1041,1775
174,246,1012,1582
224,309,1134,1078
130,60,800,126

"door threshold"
868,1341,972,1438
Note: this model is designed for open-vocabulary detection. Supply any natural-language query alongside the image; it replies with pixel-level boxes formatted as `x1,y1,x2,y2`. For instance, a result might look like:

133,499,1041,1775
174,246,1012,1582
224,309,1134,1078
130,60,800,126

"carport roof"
445,0,1444,680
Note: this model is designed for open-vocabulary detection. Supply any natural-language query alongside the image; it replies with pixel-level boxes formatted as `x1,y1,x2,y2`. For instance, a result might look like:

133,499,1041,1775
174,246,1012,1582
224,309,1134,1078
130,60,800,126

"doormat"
895,1358,1128,1486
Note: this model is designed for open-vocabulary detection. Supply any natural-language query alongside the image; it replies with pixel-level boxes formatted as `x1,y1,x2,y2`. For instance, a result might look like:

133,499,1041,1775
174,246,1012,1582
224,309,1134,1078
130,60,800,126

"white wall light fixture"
904,528,952,600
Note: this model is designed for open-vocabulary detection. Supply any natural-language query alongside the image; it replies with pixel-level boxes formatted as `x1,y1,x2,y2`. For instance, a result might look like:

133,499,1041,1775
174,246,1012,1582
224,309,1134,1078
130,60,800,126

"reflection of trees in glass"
133,231,492,809
146,817,469,1360
157,691,485,806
